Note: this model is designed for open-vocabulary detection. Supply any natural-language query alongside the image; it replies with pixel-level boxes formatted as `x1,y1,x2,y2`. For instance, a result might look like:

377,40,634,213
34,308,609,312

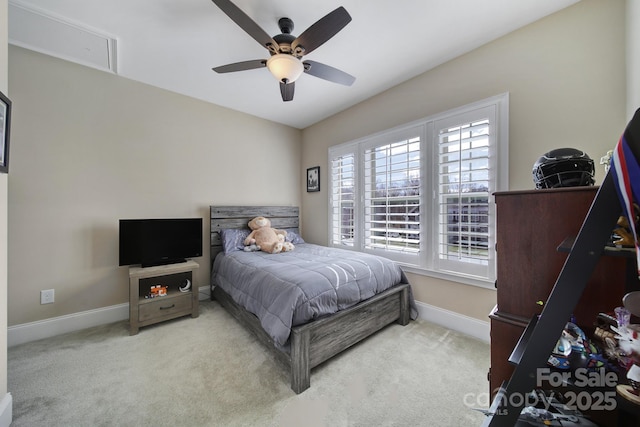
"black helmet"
532,148,595,189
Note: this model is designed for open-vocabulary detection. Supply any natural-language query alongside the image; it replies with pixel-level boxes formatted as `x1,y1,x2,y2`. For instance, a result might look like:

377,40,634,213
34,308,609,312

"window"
329,94,508,287
330,153,355,246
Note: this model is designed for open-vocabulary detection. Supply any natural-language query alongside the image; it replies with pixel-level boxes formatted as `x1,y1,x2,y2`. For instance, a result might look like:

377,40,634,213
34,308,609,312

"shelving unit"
128,260,199,335
483,111,640,426
489,187,630,395
483,175,624,426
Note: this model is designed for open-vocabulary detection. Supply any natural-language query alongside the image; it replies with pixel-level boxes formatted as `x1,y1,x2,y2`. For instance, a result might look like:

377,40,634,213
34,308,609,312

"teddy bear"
244,216,294,254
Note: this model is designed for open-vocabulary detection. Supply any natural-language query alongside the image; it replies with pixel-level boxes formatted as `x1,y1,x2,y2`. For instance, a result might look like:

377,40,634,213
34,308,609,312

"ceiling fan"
211,0,356,102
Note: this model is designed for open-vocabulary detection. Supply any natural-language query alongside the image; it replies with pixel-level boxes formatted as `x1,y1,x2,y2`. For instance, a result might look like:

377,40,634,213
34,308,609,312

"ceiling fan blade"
280,82,295,102
211,0,279,53
213,59,266,73
291,6,351,56
303,60,355,86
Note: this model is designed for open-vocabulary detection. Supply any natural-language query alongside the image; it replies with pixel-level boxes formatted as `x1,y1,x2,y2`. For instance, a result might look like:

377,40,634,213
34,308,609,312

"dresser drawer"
138,294,192,322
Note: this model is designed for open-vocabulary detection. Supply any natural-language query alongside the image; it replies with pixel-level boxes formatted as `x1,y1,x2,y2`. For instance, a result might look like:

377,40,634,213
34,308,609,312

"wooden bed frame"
210,206,412,393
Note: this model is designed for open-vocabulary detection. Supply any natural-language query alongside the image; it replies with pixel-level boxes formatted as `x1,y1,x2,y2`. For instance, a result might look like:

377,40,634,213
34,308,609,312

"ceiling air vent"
8,1,117,73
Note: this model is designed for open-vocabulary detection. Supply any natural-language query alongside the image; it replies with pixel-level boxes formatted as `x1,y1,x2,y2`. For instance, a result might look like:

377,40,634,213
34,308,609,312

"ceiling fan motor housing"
274,18,298,55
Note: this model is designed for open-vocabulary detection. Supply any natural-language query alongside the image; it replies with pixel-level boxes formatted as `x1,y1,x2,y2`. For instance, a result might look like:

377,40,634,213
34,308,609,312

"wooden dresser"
489,186,636,394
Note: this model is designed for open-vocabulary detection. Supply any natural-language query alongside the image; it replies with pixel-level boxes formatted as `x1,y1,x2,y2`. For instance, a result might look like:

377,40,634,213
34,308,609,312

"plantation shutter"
330,152,356,246
434,106,495,278
362,127,422,256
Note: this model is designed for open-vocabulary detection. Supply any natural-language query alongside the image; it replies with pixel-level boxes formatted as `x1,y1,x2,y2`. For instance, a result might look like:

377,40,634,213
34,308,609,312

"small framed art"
307,166,320,192
0,90,11,174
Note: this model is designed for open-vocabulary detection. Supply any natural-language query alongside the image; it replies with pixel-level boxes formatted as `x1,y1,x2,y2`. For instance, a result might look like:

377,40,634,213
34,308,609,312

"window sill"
332,244,496,290
398,264,496,290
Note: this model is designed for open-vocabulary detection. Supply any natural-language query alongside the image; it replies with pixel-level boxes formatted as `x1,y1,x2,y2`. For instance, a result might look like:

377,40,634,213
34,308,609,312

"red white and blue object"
610,109,640,278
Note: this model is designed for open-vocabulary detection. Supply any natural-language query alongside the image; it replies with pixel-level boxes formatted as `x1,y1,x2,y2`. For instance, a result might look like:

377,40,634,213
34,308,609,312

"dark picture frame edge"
0,90,11,174
306,166,320,192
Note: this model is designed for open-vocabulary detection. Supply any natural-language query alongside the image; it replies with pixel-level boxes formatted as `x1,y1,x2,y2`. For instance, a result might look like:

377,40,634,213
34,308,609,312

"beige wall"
5,0,632,329
7,46,301,326
1,0,8,405
301,0,627,321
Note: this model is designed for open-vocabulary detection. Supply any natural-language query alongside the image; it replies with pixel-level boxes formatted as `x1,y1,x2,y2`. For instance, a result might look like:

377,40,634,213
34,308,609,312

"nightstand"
128,260,199,335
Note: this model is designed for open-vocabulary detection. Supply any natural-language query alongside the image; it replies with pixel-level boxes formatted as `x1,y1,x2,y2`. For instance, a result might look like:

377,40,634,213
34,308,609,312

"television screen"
119,218,203,267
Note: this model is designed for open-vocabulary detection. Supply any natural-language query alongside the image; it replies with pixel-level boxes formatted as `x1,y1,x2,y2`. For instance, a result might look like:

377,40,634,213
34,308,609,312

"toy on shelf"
146,284,168,298
611,203,640,248
617,364,640,404
547,321,608,371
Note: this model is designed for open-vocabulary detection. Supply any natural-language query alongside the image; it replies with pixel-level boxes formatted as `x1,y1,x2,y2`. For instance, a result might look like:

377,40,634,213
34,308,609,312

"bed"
210,205,416,393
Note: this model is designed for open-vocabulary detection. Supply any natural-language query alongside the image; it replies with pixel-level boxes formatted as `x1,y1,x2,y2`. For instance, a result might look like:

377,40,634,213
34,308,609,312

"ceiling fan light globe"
266,54,304,83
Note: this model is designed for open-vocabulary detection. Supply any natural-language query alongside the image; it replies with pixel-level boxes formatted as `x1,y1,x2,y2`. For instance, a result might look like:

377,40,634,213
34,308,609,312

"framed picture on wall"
307,166,320,192
0,90,11,174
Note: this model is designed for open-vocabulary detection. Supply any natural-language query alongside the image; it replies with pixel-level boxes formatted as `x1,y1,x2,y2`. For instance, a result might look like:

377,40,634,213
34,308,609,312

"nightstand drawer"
138,294,192,322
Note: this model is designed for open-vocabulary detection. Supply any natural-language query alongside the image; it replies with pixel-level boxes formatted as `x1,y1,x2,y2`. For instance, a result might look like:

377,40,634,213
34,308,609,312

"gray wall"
7,46,301,326
300,0,627,321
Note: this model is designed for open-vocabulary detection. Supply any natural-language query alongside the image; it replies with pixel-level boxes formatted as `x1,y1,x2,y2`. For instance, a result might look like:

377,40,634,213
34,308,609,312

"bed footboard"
214,283,410,394
290,283,410,393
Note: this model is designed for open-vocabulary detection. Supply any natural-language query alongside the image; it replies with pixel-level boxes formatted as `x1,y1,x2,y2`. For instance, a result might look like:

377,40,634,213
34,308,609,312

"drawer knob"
160,304,176,310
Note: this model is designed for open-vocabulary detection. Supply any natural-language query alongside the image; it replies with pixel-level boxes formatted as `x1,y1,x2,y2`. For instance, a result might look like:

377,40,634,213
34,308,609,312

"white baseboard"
0,393,12,427
415,300,490,343
8,288,487,347
8,303,129,347
8,286,211,347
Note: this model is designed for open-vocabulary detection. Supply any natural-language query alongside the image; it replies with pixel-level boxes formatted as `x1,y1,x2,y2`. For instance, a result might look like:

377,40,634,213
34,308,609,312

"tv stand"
128,260,199,335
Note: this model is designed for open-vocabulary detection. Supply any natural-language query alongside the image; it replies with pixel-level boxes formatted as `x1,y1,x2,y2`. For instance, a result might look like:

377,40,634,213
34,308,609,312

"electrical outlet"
40,289,55,304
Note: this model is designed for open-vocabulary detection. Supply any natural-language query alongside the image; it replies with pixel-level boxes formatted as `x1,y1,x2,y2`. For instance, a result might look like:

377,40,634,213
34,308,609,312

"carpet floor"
8,299,490,426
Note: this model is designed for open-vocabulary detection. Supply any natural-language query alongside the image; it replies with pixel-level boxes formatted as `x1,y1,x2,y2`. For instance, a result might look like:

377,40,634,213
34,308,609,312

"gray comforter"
212,243,414,346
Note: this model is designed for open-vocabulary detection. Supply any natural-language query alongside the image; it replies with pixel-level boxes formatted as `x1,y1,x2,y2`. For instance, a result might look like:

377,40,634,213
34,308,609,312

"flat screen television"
119,218,203,267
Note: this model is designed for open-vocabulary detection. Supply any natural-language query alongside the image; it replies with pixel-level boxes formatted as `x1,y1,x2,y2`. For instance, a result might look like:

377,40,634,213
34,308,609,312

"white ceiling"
9,0,580,129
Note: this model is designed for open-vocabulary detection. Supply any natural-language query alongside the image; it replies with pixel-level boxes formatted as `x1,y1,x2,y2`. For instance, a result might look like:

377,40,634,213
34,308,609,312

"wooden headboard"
209,206,300,264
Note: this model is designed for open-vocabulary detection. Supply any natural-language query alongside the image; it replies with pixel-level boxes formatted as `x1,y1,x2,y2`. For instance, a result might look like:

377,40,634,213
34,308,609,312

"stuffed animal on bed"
244,216,294,254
